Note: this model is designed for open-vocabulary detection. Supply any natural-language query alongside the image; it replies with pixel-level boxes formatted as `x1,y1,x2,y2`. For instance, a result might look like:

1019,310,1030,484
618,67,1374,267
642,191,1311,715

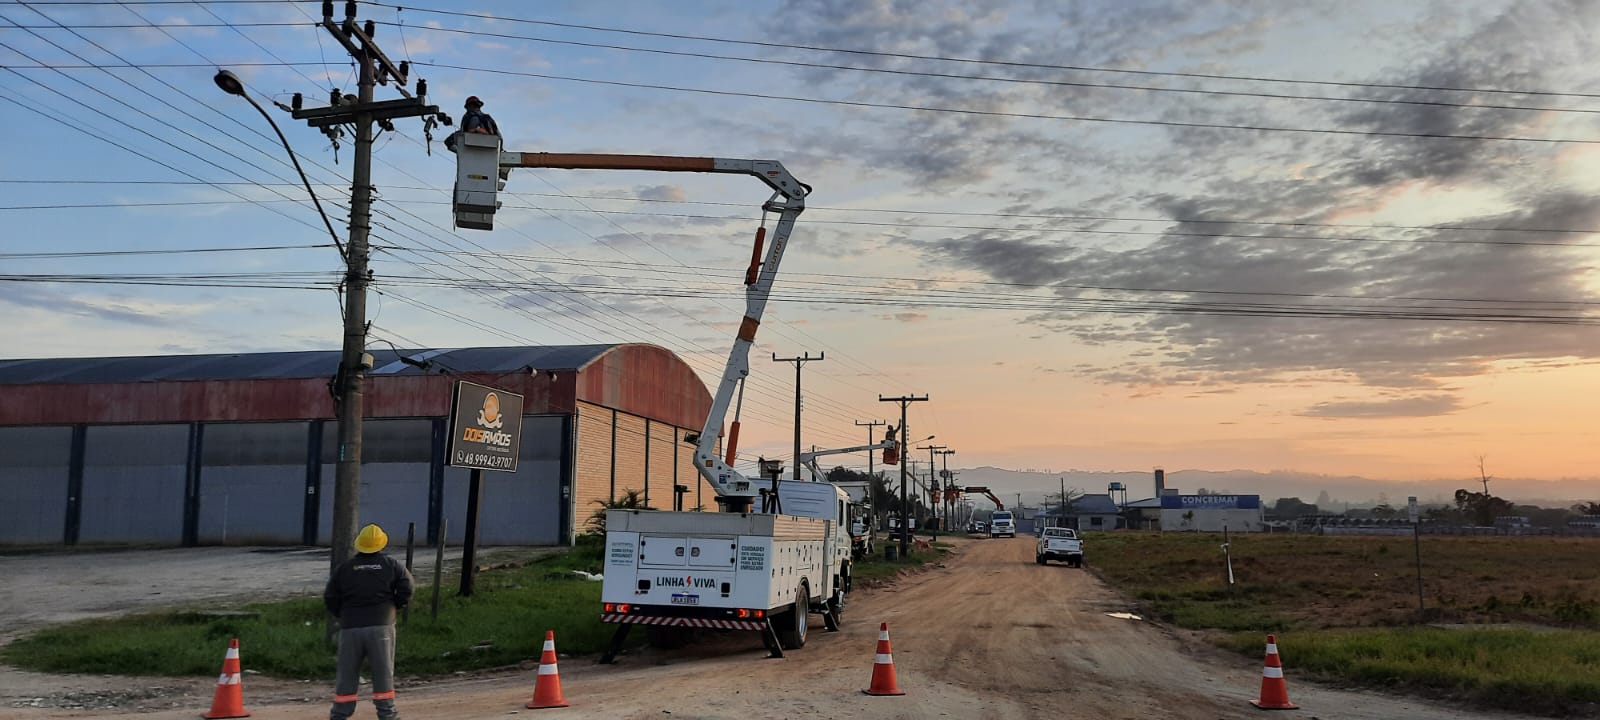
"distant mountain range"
939,467,1597,510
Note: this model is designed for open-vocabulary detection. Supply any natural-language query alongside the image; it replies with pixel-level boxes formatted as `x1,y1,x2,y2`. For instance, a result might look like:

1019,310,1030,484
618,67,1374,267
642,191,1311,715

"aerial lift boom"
796,440,898,480
959,486,1006,510
452,133,810,512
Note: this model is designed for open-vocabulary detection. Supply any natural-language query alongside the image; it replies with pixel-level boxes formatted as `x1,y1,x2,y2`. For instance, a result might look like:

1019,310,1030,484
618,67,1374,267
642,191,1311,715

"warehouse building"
1159,492,1264,532
0,344,714,547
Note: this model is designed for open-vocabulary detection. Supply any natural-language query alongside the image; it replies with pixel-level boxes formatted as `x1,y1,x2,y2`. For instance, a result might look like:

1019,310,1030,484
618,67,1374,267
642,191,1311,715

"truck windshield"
992,512,1012,522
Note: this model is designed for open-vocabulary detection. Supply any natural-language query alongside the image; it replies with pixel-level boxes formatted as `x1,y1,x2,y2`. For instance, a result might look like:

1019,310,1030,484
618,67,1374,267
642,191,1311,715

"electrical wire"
10,178,1600,237
381,21,1600,116
364,2,1600,101
412,60,1600,145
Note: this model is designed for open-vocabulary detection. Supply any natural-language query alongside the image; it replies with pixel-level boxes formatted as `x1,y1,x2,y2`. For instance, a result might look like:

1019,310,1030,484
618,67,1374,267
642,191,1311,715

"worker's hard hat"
355,524,388,553
464,95,483,108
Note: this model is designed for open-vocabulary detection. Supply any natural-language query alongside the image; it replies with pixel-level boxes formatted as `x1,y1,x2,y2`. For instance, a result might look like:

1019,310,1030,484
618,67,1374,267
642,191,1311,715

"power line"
373,245,1600,307
11,178,1600,236
0,60,331,67
412,60,1600,145
369,2,1600,101
382,20,1600,116
6,4,864,444
0,243,330,258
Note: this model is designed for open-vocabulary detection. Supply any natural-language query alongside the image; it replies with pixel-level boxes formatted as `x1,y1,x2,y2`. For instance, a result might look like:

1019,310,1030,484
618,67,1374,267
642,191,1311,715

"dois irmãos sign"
447,381,524,472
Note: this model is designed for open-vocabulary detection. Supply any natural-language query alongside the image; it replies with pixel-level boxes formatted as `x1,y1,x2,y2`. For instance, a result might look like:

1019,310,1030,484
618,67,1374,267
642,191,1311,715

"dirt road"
2,538,1539,719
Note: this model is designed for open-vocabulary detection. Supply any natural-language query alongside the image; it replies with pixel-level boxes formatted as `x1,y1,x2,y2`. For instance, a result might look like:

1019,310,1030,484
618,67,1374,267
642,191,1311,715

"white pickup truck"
1036,527,1084,567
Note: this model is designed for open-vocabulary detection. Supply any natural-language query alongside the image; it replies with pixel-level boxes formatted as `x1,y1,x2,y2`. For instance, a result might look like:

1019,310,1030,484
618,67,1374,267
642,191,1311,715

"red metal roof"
0,344,710,429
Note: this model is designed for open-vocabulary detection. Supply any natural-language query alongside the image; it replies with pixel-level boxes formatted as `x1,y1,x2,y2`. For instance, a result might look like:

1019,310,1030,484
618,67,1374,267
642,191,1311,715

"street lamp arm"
215,69,346,259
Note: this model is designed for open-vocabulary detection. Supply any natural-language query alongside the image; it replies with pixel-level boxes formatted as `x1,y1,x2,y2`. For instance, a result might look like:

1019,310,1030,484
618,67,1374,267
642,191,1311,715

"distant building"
1037,494,1123,531
1121,497,1163,530
1159,494,1263,532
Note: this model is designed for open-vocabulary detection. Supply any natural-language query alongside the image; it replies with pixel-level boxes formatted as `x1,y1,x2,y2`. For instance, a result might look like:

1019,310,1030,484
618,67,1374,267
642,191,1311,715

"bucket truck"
950,486,1013,537
796,440,898,559
451,129,858,661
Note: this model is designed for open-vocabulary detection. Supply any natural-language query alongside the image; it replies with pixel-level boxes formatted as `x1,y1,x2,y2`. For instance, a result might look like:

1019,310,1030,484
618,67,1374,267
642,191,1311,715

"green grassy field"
1,537,952,679
0,540,618,679
850,540,952,581
1089,532,1600,715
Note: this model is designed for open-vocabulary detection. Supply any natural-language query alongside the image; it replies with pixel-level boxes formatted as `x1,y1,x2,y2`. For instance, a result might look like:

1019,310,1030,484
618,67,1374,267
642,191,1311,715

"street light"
217,68,353,635
213,69,344,255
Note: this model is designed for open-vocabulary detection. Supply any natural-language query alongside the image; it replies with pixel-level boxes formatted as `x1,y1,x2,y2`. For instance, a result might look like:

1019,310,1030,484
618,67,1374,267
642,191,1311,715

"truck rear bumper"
601,613,767,630
601,603,771,631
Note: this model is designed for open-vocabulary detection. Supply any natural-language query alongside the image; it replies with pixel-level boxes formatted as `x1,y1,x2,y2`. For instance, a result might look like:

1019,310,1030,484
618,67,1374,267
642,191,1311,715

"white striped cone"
526,630,570,709
201,638,250,718
1250,634,1297,710
863,623,904,696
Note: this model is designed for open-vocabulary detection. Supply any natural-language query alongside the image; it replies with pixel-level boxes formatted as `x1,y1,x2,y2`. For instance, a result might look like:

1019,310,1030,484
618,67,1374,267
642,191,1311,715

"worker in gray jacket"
326,524,414,720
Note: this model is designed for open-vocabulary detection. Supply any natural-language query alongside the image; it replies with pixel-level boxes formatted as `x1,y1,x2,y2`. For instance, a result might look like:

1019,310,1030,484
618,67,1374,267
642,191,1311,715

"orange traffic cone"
862,622,905,696
526,630,570,709
1250,634,1298,710
201,638,251,718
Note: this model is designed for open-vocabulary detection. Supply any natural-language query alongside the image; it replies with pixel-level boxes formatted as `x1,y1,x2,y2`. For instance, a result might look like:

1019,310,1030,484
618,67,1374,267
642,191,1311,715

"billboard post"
447,381,524,596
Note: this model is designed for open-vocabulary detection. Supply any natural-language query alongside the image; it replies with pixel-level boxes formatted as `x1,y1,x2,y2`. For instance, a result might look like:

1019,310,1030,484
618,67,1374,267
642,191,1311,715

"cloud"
635,185,688,202
0,285,198,329
1300,394,1466,419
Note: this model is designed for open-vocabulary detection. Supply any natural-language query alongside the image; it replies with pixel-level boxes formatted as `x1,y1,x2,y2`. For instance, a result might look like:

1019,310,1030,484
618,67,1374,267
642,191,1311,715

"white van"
988,510,1016,538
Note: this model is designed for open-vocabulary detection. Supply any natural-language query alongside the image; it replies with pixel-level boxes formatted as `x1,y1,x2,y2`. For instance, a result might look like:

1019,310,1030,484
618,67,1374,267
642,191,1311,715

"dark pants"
330,624,398,720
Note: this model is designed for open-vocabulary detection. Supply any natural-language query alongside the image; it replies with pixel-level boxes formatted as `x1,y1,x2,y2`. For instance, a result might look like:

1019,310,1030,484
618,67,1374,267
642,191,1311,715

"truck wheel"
1035,554,1045,565
775,584,809,649
823,588,844,632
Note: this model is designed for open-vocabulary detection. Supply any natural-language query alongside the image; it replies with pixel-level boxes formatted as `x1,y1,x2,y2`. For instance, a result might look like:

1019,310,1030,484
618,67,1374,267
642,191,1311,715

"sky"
3,0,1599,489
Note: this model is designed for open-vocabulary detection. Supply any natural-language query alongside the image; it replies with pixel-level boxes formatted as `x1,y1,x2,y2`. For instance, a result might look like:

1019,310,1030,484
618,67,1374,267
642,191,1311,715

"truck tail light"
604,603,614,612
617,603,632,614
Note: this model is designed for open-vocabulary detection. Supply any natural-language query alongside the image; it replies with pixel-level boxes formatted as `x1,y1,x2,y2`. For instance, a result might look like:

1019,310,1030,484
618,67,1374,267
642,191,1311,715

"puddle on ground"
1104,612,1143,621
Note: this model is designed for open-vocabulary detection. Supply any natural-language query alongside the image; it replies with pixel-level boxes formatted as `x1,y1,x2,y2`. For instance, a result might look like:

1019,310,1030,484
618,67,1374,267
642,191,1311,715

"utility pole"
937,449,955,533
879,394,928,559
1060,477,1067,529
774,352,823,482
295,0,440,572
855,419,886,476
922,444,946,539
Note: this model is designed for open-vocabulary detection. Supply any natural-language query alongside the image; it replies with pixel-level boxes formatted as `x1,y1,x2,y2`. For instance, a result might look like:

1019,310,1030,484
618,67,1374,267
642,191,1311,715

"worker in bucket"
326,524,414,720
461,96,500,135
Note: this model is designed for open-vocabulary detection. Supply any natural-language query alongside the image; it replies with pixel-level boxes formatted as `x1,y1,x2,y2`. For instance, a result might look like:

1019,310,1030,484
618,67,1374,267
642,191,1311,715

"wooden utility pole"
880,394,928,559
295,0,440,572
854,419,886,476
773,352,824,482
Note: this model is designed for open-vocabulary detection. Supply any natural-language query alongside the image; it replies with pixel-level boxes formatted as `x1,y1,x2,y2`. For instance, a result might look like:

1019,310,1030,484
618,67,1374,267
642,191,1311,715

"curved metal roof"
0,345,621,385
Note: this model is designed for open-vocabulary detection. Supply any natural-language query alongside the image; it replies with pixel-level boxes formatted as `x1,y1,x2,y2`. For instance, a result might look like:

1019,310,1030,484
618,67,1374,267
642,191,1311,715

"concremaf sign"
447,381,524,472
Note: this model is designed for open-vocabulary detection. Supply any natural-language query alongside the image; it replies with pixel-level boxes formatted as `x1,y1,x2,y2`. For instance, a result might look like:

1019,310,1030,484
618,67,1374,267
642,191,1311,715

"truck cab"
1036,527,1084,567
988,510,1016,538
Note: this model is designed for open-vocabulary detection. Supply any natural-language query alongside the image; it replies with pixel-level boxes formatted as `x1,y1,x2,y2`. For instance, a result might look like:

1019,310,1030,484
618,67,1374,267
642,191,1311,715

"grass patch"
0,539,622,679
851,542,952,581
1219,627,1600,716
1090,532,1600,715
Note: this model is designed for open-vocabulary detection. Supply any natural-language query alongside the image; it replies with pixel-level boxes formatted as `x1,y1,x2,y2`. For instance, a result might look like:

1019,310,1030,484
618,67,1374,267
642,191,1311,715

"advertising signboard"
1159,494,1262,510
447,381,524,472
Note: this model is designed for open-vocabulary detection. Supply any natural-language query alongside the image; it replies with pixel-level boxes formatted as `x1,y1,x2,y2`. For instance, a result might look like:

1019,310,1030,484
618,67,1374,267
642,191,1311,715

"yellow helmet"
355,524,388,553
